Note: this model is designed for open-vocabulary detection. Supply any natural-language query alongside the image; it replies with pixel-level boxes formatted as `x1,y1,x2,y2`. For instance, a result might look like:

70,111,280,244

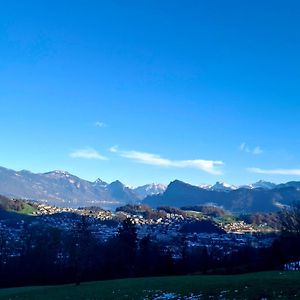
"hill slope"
0,195,37,215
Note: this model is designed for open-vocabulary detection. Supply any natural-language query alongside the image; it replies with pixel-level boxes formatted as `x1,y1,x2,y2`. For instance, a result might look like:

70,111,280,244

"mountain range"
198,180,277,191
1,166,300,212
144,180,300,213
0,166,165,209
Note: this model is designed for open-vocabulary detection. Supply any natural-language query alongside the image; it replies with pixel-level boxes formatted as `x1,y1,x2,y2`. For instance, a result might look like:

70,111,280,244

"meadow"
0,271,299,299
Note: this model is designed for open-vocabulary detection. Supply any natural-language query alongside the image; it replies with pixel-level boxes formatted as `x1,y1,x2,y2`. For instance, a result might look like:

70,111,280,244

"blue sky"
1,1,300,186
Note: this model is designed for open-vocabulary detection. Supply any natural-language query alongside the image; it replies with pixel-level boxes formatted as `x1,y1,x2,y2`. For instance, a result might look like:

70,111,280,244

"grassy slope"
15,202,37,215
0,195,37,216
0,271,300,299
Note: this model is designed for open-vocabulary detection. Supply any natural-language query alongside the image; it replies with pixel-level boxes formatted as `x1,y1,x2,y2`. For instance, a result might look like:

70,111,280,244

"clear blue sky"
1,1,300,186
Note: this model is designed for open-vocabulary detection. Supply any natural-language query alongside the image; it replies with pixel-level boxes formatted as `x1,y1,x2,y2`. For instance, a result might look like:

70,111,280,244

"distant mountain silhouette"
1,166,300,212
0,167,139,209
144,180,300,213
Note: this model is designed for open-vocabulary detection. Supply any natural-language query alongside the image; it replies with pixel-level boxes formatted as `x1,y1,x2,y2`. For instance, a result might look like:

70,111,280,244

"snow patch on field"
143,291,203,299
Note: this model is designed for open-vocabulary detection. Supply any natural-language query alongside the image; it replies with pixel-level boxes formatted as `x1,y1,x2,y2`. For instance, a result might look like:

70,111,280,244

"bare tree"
281,201,300,234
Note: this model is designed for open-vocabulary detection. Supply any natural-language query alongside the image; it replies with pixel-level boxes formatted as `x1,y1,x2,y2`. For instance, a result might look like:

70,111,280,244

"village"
0,203,278,262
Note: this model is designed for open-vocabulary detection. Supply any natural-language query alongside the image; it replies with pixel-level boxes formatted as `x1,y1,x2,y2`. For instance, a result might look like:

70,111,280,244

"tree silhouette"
116,218,137,276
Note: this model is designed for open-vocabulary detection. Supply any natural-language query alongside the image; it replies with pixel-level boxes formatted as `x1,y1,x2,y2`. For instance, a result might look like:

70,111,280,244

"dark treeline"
1,215,300,288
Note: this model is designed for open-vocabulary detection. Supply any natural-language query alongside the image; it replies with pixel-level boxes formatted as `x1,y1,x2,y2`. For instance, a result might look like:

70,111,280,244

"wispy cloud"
247,167,300,175
253,146,263,155
240,142,250,153
70,148,108,160
109,145,118,153
109,146,223,175
94,121,107,128
239,143,263,155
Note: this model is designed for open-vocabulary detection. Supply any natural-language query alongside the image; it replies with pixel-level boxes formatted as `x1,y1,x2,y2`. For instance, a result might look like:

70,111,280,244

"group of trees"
1,201,300,288
0,217,179,287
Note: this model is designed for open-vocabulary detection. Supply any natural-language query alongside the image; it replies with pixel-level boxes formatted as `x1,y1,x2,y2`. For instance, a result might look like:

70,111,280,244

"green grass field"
16,203,37,215
0,271,299,299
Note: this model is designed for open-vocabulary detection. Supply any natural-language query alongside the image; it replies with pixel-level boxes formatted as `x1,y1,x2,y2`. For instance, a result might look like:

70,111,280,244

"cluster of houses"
222,220,256,233
0,203,278,261
32,203,113,220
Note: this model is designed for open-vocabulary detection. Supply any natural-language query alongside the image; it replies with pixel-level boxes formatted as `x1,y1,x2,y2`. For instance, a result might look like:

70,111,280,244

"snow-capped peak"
93,178,108,187
133,183,166,199
145,183,166,193
45,170,72,178
250,180,277,190
199,183,213,190
211,181,237,192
